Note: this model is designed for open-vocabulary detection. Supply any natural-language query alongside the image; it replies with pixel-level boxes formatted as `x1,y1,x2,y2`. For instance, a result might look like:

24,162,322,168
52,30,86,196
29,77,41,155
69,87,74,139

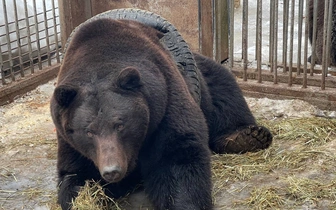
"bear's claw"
213,125,272,154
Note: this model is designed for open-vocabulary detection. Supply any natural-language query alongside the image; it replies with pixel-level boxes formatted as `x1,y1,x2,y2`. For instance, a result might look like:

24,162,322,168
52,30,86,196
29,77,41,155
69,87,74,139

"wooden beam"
214,0,229,63
237,79,336,111
58,0,92,48
0,64,60,105
199,0,229,62
231,68,336,88
199,0,214,58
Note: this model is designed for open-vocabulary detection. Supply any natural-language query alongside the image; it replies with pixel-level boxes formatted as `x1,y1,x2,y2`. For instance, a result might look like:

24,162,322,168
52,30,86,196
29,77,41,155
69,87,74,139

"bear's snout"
95,135,128,183
101,165,123,183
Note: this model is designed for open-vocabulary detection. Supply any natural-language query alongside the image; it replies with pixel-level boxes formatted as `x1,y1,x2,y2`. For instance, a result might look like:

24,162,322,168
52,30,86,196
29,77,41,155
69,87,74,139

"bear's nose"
102,166,123,183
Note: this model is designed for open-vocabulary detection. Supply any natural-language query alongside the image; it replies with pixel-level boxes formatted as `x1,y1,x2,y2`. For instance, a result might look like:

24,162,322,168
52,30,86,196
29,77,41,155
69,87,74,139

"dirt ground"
0,79,335,210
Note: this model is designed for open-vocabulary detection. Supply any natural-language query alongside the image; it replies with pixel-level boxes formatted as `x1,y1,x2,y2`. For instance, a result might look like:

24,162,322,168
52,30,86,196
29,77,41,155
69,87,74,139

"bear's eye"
87,131,94,137
116,124,124,132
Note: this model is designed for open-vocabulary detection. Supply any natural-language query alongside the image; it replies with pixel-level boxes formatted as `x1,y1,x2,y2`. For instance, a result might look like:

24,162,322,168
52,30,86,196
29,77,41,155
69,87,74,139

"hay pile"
55,117,336,209
213,118,336,209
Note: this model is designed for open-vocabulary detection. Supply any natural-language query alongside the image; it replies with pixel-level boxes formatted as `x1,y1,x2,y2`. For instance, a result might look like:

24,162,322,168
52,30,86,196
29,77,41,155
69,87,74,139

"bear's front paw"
58,182,82,210
214,125,272,154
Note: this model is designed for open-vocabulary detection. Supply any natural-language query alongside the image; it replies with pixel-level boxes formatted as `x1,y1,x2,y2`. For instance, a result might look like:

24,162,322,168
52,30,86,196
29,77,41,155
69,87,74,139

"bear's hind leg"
194,53,272,154
210,125,272,154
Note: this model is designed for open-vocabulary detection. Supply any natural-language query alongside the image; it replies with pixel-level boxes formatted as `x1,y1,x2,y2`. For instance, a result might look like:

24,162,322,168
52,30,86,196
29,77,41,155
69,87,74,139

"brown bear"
308,0,336,66
50,10,272,210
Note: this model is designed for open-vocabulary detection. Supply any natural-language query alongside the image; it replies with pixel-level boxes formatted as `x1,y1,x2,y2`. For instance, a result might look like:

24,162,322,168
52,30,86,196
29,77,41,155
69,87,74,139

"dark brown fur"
51,19,272,210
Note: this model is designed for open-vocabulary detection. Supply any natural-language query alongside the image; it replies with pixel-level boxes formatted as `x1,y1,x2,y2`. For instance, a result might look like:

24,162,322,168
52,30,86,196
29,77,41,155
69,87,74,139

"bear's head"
52,66,150,183
51,18,176,183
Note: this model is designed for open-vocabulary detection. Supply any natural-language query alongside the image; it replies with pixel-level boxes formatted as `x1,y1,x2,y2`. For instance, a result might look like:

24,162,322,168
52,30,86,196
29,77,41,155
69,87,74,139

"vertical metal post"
325,0,334,69
13,0,24,76
297,0,304,75
52,0,60,63
0,41,4,85
255,0,259,61
303,0,309,88
288,0,295,86
42,0,51,66
257,0,262,83
321,0,333,90
273,0,279,84
24,0,34,73
283,0,289,73
242,0,248,81
2,0,15,81
325,0,333,71
33,0,42,70
321,0,329,90
269,0,274,66
229,0,234,70
310,0,318,76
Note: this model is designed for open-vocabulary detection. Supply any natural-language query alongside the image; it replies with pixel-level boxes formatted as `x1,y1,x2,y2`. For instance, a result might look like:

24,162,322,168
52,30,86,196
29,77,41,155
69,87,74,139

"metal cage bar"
296,0,304,75
303,0,310,88
225,0,336,110
256,0,262,83
0,0,61,87
242,0,248,81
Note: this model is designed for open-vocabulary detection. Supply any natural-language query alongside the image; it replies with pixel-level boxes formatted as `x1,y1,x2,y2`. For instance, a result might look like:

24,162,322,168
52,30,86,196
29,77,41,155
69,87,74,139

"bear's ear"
54,85,78,107
117,67,142,90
